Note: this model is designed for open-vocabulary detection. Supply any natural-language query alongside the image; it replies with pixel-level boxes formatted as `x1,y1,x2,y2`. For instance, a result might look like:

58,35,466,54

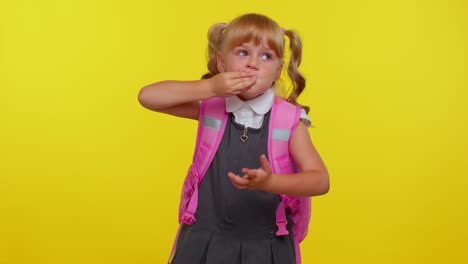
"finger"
242,168,258,180
260,154,272,174
232,76,256,89
227,172,250,187
232,181,248,190
231,179,249,189
227,71,254,79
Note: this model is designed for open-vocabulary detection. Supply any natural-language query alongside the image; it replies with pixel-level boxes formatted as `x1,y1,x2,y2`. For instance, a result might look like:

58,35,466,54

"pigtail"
284,29,309,113
201,23,227,79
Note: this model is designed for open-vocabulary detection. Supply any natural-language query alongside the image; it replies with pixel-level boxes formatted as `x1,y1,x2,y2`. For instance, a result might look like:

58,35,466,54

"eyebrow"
235,43,275,53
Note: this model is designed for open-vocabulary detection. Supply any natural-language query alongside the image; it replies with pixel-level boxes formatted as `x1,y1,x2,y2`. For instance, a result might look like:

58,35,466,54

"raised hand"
227,154,273,192
209,72,256,97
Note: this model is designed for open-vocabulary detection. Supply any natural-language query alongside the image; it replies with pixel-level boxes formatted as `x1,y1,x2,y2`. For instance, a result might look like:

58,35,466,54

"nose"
247,56,259,70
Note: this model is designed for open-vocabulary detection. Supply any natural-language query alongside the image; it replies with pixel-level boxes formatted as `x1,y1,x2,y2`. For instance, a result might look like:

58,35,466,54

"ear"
217,52,226,72
274,61,284,80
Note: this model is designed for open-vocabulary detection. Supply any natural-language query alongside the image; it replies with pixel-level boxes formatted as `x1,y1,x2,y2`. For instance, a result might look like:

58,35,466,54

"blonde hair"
202,13,309,113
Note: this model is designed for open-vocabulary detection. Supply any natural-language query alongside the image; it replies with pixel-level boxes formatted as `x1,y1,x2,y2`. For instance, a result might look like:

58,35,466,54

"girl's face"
217,38,283,100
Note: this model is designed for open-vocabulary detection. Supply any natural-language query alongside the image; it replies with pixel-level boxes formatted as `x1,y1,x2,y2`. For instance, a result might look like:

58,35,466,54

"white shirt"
225,88,311,129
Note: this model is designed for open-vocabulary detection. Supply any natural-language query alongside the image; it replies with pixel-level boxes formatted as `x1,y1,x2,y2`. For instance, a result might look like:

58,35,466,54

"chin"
239,90,263,100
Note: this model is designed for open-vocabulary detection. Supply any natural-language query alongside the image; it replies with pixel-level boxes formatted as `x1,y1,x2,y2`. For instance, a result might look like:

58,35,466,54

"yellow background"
1,0,467,263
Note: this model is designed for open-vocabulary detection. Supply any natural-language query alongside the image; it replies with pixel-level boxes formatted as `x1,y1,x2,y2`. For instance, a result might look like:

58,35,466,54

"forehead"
234,39,274,50
221,22,284,57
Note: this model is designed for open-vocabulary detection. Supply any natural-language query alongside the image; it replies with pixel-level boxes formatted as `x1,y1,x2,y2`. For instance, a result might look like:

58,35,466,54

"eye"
261,53,273,61
237,50,248,56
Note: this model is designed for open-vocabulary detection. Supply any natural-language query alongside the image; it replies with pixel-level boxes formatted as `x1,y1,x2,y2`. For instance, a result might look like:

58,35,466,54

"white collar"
225,88,275,115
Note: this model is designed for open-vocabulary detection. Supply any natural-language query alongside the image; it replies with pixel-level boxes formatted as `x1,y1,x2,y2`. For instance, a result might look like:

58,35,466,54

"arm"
138,72,256,120
228,121,330,197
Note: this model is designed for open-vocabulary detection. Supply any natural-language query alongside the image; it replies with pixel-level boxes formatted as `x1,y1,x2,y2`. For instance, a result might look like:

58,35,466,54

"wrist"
201,78,217,98
262,173,278,194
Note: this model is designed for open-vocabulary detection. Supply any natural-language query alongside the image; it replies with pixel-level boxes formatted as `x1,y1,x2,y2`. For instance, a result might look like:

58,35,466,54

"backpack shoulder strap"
179,97,228,225
269,98,311,264
171,97,228,262
268,97,301,235
268,97,301,174
193,97,228,180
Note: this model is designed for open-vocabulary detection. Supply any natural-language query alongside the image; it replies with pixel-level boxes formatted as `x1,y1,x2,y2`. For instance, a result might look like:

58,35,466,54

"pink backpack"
169,97,311,264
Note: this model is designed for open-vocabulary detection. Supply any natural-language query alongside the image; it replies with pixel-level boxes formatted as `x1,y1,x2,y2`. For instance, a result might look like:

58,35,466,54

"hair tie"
281,27,285,34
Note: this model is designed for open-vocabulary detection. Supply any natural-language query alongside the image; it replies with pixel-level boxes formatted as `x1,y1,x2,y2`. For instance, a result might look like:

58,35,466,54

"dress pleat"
241,239,272,264
172,229,212,264
271,234,296,264
205,233,241,264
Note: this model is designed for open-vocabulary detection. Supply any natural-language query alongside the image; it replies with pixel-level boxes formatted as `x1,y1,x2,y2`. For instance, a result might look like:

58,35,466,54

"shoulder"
273,96,300,113
200,97,226,117
273,97,311,127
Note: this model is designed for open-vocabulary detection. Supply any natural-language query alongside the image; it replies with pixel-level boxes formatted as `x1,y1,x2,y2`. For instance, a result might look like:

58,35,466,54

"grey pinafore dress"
171,112,296,264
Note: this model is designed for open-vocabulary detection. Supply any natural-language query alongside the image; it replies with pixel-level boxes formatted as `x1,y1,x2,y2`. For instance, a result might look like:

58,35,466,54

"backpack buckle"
276,220,289,236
